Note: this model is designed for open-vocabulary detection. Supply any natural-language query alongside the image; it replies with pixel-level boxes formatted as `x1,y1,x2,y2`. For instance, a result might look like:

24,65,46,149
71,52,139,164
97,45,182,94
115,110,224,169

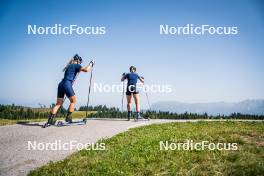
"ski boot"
42,114,56,128
65,111,73,123
128,111,132,121
65,116,73,123
82,118,87,124
135,112,143,122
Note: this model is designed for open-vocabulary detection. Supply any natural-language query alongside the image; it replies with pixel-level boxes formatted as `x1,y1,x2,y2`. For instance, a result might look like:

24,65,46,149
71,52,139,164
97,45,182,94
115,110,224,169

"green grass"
0,111,95,126
29,121,264,176
71,111,96,118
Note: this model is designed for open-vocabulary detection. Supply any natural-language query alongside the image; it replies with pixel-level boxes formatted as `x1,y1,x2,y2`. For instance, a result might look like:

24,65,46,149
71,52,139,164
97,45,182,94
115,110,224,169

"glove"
89,60,95,67
141,76,144,79
122,72,126,77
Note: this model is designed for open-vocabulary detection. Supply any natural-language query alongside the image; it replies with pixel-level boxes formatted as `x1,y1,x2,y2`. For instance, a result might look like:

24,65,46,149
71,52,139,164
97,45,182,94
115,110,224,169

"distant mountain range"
151,99,264,115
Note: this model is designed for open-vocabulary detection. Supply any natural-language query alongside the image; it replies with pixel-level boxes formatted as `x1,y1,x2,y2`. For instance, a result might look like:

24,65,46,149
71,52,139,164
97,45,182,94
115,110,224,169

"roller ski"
56,119,87,127
56,114,87,127
134,117,150,122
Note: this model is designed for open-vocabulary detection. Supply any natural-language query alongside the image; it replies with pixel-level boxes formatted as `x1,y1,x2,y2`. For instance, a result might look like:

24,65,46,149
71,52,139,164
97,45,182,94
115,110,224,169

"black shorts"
126,85,139,95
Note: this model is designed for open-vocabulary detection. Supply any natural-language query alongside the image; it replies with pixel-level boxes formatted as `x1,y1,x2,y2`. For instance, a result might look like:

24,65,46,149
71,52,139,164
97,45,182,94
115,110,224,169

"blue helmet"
73,54,82,64
129,66,136,72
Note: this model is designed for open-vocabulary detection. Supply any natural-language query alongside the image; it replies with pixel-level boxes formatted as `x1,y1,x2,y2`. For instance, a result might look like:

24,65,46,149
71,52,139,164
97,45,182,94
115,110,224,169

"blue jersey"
63,64,82,82
125,73,140,85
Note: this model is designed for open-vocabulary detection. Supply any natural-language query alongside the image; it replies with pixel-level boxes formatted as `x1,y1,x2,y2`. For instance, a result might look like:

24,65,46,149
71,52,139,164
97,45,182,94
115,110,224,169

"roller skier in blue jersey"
47,54,95,125
121,66,144,121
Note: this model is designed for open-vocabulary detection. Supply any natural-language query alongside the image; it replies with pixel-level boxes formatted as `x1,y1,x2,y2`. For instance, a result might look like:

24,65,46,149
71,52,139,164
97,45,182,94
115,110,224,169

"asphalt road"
0,119,178,176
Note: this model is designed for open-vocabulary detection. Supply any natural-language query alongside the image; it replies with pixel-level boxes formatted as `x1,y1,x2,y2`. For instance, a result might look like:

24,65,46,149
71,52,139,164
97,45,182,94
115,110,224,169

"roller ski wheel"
82,118,87,124
42,122,51,128
135,115,143,122
57,121,64,127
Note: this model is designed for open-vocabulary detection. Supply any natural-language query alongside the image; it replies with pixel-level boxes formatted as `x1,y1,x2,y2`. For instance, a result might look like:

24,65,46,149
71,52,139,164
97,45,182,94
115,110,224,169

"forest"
0,104,263,120
80,105,264,120
0,104,66,120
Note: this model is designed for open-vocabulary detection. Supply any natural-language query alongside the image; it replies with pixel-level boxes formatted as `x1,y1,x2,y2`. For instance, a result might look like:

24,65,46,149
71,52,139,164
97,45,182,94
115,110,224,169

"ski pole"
144,85,151,111
85,69,93,118
143,84,153,120
121,80,125,112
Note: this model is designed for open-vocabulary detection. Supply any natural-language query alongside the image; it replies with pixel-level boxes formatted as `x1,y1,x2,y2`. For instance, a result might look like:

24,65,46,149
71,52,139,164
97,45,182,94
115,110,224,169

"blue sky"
0,0,263,108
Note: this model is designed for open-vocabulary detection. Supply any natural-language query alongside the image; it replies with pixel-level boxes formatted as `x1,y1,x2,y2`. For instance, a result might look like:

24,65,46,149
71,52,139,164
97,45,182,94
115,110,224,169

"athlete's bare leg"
133,93,140,112
126,95,132,111
51,98,64,114
68,95,76,112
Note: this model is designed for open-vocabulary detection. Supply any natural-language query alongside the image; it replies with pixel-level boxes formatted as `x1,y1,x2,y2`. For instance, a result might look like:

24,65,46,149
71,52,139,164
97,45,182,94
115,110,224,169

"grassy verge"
0,119,47,126
0,111,96,126
29,121,264,175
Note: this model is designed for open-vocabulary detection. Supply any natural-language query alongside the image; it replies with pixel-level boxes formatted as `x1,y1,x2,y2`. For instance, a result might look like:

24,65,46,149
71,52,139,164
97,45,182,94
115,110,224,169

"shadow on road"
16,121,43,127
86,118,129,121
